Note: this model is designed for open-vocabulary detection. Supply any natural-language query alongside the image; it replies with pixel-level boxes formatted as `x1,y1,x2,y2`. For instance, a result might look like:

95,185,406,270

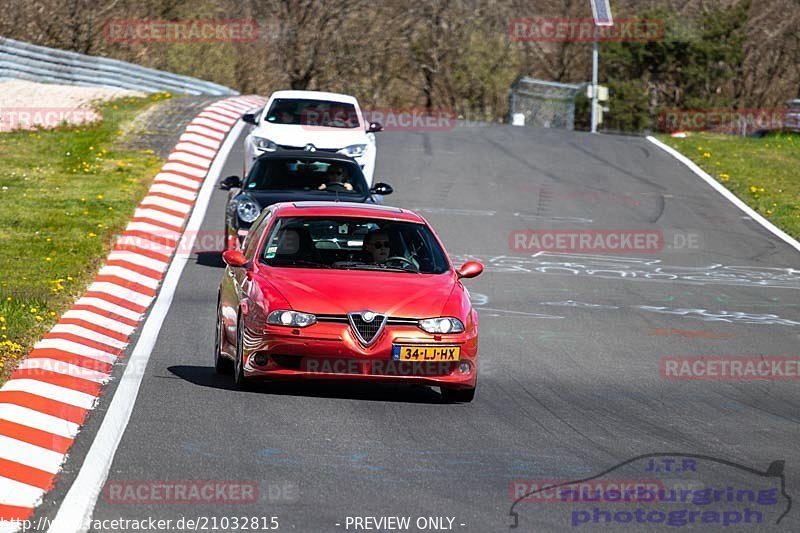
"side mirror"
370,182,393,195
222,250,250,268
457,261,483,279
367,122,383,133
219,175,242,190
242,112,259,125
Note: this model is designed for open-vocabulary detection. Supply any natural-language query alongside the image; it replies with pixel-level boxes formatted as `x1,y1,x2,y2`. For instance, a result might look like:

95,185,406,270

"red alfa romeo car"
214,201,483,402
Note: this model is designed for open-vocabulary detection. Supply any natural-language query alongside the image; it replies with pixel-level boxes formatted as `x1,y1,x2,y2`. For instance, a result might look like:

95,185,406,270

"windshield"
243,158,368,195
264,98,360,128
260,217,449,274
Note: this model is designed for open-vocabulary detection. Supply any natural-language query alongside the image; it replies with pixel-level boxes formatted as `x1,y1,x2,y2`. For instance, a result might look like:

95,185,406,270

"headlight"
267,310,317,327
418,317,464,334
253,136,277,152
236,196,261,223
337,144,367,157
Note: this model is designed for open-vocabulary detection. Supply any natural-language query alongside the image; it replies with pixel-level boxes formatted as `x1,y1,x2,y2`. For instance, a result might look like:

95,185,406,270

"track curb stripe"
0,94,265,526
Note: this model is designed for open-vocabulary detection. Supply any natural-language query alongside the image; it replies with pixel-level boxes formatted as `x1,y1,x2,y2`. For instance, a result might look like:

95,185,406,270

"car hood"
238,190,369,207
250,123,368,149
258,268,456,318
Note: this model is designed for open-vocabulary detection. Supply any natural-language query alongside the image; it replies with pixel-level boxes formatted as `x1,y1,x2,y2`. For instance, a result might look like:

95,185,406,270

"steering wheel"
323,182,351,192
384,256,418,270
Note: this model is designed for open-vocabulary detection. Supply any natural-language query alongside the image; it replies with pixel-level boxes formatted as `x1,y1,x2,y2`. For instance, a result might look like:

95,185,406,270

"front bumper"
240,320,478,389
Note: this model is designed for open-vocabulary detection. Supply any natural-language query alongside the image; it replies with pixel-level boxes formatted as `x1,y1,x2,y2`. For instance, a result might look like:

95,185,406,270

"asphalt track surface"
38,124,800,532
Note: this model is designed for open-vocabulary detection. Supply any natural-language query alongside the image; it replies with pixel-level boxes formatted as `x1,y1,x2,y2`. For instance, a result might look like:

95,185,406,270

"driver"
363,230,391,263
276,229,301,255
318,164,353,191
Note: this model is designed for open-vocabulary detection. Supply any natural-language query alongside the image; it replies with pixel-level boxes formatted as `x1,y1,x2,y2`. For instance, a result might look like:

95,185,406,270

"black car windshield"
265,99,360,128
260,217,450,274
243,158,368,195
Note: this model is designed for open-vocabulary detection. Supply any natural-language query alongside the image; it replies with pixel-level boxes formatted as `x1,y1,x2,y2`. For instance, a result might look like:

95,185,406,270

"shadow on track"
167,364,445,404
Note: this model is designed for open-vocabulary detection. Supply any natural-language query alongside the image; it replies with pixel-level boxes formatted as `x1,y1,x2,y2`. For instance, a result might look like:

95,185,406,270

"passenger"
363,230,391,263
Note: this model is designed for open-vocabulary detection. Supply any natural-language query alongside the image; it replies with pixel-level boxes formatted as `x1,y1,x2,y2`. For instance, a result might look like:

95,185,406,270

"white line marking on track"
47,117,247,533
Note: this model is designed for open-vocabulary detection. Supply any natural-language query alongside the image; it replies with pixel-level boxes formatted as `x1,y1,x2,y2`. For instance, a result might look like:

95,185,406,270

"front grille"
277,144,339,153
348,312,387,345
317,314,417,326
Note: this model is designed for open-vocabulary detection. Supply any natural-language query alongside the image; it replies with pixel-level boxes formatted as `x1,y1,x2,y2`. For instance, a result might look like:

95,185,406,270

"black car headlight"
418,317,464,334
236,196,261,223
267,310,317,327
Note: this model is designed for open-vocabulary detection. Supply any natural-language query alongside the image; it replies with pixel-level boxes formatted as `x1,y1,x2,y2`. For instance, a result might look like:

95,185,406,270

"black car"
220,151,393,248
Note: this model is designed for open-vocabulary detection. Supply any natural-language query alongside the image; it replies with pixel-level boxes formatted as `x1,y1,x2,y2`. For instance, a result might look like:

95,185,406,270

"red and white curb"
0,95,265,531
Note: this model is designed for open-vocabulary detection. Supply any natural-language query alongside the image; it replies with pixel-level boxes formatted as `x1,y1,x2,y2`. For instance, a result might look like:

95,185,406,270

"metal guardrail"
0,36,238,96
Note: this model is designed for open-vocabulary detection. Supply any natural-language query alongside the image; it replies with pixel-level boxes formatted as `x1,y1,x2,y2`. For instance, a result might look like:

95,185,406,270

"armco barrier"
0,37,237,96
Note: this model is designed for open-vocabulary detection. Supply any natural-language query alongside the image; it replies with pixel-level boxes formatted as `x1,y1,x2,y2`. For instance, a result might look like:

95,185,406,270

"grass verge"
658,131,800,241
0,94,169,384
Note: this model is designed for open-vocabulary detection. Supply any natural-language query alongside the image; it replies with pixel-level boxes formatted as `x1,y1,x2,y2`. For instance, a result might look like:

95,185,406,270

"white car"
242,90,381,185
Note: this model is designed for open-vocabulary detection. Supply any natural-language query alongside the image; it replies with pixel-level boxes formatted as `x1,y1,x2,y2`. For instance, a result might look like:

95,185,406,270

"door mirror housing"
222,250,250,268
367,121,383,133
219,175,242,190
457,261,483,279
242,112,259,125
370,182,393,195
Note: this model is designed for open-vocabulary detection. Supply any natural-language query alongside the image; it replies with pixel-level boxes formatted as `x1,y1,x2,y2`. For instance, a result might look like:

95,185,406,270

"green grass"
0,94,169,382
659,131,800,240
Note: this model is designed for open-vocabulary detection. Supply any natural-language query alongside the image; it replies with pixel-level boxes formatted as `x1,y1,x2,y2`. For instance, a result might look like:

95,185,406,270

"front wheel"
213,305,232,374
234,314,252,390
441,386,476,403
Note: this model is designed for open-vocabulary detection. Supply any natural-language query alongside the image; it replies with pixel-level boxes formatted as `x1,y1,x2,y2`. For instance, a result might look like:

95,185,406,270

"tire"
441,386,476,403
213,305,232,374
234,314,252,390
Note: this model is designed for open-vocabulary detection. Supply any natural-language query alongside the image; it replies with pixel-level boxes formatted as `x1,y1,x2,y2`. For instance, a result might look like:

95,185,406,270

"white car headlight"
253,136,278,152
418,317,465,334
337,144,367,157
236,196,261,223
267,310,317,327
